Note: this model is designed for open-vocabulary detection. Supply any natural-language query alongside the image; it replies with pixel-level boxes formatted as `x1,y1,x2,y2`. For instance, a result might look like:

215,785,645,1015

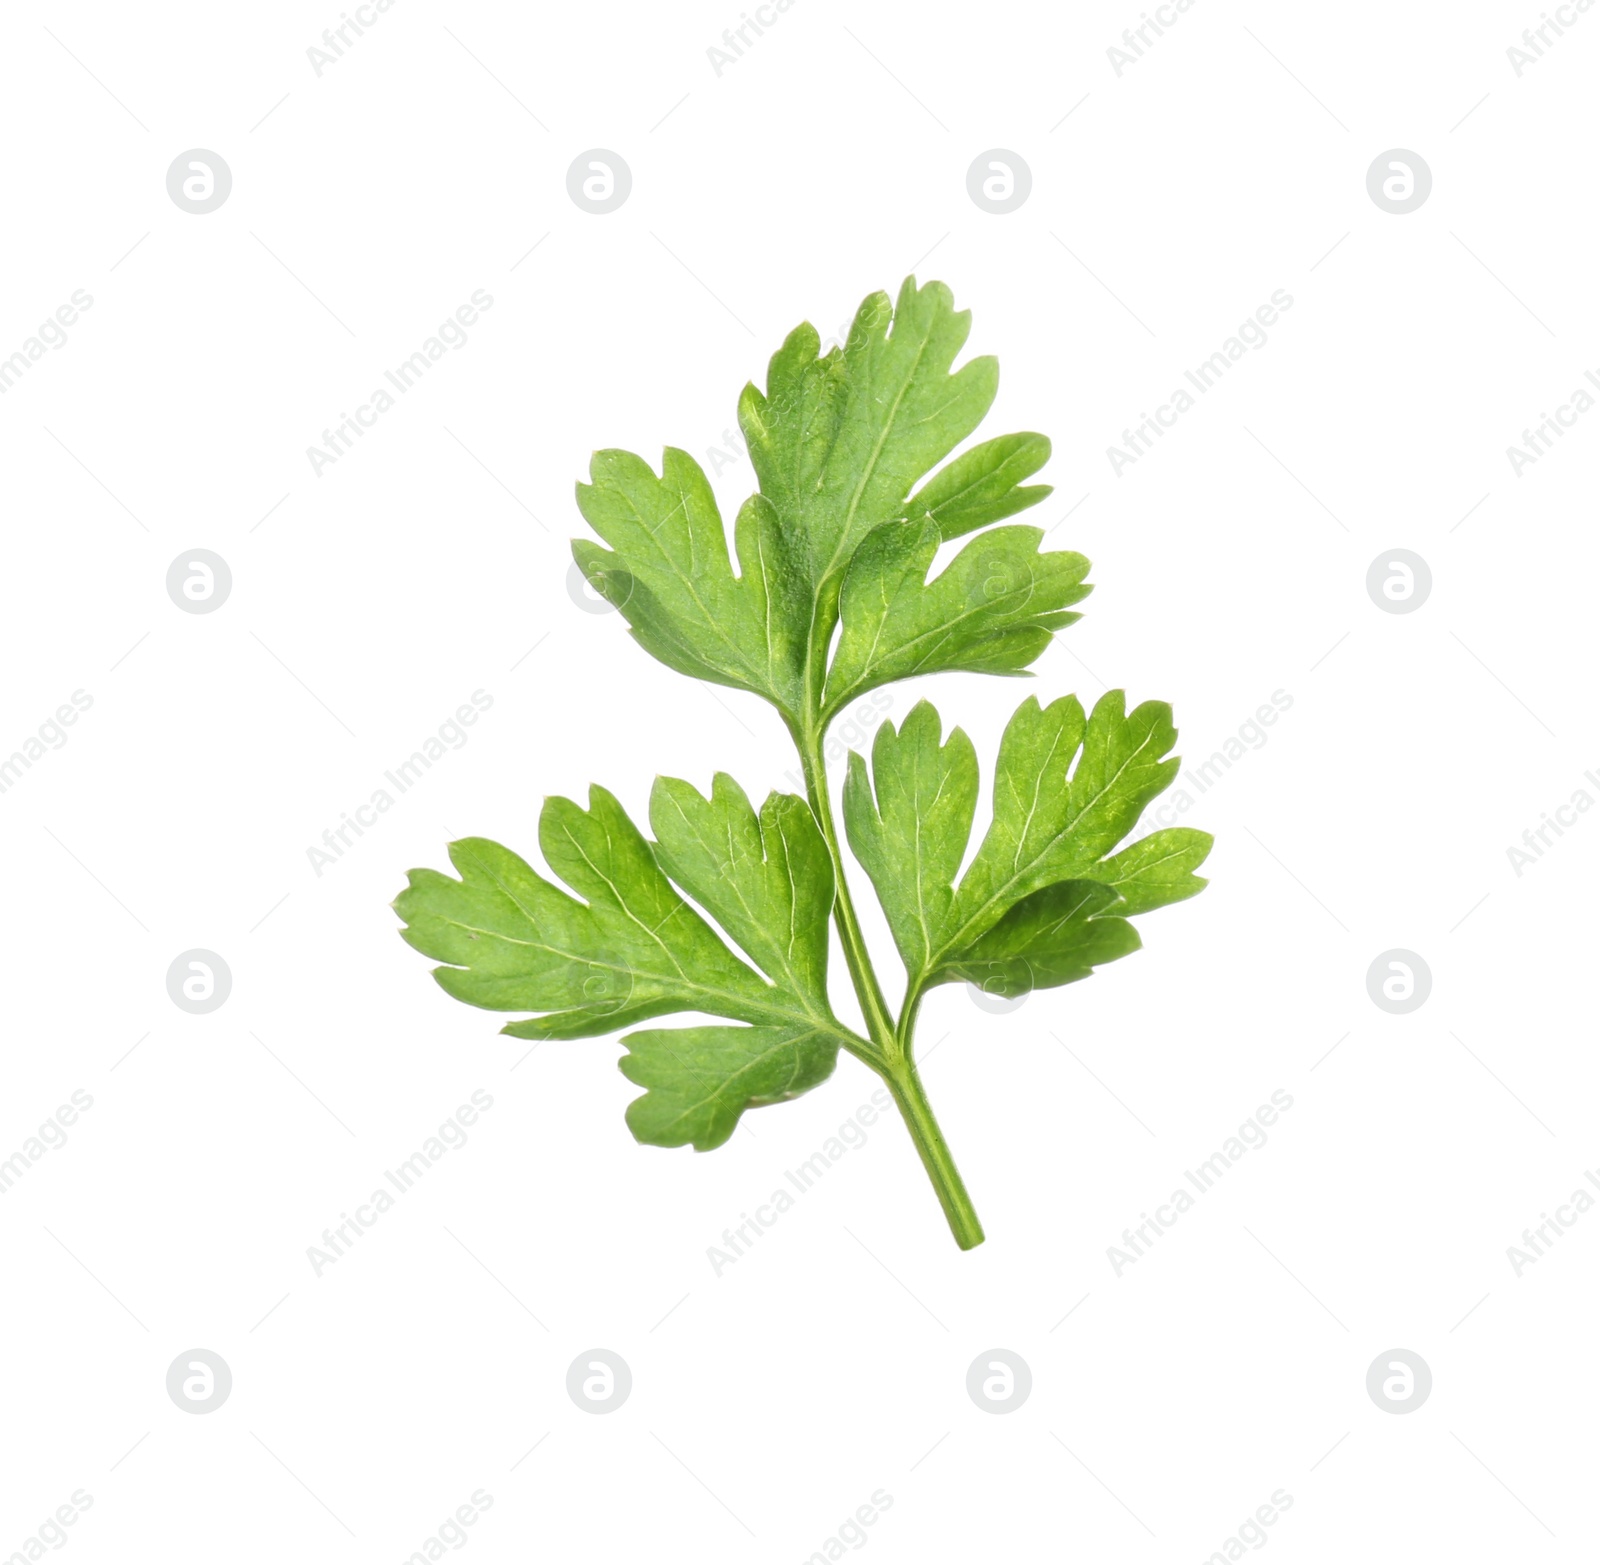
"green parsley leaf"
575,279,1062,730
619,1023,839,1150
937,690,1190,961
931,880,1141,999
573,450,809,709
395,785,858,1141
845,692,1210,995
898,432,1054,541
398,790,807,1039
738,278,1004,594
1091,828,1214,916
648,773,835,1011
842,700,978,980
825,521,1090,713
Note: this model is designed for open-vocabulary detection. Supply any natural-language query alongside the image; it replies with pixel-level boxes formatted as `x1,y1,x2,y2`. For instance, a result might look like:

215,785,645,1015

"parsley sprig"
395,279,1210,1248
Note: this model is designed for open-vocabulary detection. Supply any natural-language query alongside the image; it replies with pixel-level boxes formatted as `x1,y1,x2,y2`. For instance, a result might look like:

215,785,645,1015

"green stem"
794,726,896,1052
882,1057,986,1250
794,722,986,1250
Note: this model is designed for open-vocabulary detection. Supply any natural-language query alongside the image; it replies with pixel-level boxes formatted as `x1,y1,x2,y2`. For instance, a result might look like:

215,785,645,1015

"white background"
2,0,1597,1559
